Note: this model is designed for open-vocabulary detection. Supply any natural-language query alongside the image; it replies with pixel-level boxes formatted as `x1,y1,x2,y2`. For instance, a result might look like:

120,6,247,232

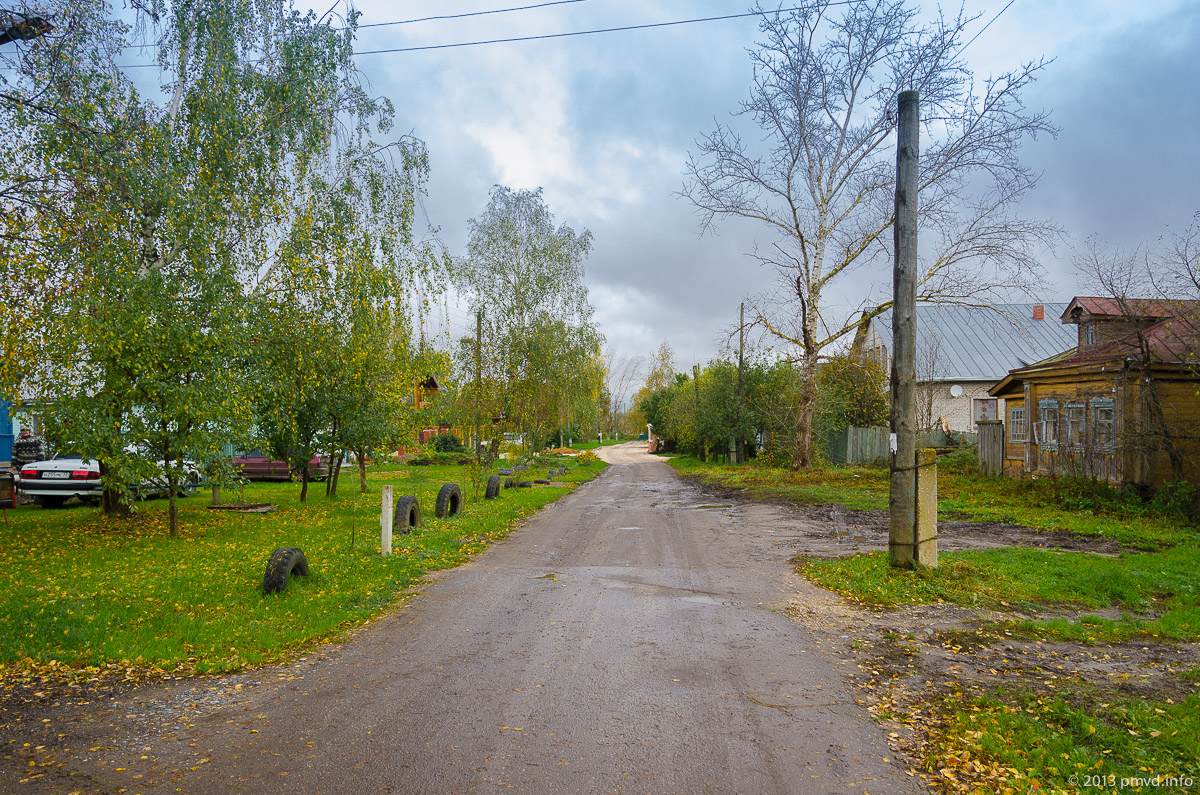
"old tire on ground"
34,495,67,509
262,547,309,595
547,470,556,480
485,475,501,500
504,478,515,489
499,469,514,476
534,479,551,485
436,483,463,518
395,495,421,534
517,481,532,488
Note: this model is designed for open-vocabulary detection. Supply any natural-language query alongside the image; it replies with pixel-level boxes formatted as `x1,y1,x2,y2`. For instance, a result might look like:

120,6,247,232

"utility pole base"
889,448,938,568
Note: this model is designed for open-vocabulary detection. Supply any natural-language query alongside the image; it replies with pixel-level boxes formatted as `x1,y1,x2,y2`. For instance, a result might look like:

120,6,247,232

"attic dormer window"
1083,323,1096,346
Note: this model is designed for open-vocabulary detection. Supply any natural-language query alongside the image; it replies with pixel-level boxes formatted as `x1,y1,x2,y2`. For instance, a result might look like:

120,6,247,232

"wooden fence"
976,420,1004,475
824,425,978,466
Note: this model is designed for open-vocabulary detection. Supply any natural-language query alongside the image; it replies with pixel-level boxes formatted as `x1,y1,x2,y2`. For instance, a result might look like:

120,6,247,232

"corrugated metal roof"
869,303,1077,381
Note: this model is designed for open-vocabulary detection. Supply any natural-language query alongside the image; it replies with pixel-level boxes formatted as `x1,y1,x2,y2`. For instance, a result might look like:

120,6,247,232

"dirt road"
8,443,925,794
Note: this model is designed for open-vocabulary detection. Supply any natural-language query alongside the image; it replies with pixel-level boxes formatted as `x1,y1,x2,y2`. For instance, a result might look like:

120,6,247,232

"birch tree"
456,186,599,451
683,0,1056,468
0,1,432,530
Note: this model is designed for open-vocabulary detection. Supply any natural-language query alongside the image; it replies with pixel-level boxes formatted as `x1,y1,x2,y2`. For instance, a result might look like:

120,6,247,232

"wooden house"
854,303,1076,432
988,297,1200,491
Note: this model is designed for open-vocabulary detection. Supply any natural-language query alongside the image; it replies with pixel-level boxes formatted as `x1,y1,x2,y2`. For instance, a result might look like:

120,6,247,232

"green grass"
929,688,1200,792
668,455,1199,548
0,456,605,677
569,437,630,450
797,547,1200,642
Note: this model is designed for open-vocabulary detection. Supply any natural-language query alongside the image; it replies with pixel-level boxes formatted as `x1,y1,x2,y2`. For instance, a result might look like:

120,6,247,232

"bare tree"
683,0,1056,468
915,331,946,432
602,346,645,437
1076,217,1200,482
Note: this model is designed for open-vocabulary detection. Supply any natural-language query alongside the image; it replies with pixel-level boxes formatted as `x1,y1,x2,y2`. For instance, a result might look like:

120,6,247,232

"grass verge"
0,456,604,682
669,453,1200,794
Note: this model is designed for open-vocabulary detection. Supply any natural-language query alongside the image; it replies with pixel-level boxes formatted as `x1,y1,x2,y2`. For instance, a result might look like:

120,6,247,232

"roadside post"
381,484,393,556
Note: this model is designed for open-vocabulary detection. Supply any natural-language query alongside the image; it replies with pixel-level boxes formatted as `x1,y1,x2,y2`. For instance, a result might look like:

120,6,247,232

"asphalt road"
16,443,926,794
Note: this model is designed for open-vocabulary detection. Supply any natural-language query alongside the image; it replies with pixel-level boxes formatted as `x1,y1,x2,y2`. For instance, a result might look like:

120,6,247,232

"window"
1091,398,1115,449
974,398,998,423
1036,399,1059,449
1065,404,1085,448
1009,406,1026,443
1083,323,1097,346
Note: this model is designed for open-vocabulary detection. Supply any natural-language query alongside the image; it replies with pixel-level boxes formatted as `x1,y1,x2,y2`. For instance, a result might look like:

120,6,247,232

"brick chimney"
1032,304,1045,321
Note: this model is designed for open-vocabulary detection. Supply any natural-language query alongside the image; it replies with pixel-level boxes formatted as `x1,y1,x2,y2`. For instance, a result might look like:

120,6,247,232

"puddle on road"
688,504,733,510
618,526,643,531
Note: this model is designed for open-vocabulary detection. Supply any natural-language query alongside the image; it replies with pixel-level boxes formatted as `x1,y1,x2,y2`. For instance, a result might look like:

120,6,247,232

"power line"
112,6,811,67
954,0,1016,58
355,8,807,55
361,0,595,29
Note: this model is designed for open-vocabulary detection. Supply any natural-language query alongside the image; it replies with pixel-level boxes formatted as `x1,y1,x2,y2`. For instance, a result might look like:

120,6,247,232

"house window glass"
1091,398,1116,449
1083,323,1097,346
1036,400,1059,449
1066,404,1085,448
1009,406,1026,443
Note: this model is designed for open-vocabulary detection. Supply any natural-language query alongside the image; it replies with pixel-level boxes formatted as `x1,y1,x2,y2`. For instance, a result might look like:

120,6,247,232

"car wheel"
435,483,462,518
34,495,66,509
262,547,309,595
179,471,201,497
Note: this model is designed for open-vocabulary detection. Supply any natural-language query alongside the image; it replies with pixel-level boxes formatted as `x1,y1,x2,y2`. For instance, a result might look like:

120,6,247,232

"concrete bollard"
915,449,939,568
381,484,393,556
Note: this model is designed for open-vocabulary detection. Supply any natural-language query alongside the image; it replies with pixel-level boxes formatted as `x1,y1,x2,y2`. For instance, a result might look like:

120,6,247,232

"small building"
988,297,1200,490
855,303,1076,432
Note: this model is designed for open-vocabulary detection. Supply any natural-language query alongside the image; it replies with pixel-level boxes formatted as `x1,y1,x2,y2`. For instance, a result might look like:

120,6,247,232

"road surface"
11,442,925,794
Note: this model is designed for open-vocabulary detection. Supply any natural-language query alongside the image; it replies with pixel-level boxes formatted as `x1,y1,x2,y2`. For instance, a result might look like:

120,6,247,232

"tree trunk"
329,453,342,497
166,470,179,537
211,484,220,506
99,460,130,516
299,466,309,503
792,351,820,470
358,448,368,494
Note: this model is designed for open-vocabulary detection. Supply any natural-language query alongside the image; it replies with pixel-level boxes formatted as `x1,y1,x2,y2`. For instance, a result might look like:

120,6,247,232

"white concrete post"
381,484,393,556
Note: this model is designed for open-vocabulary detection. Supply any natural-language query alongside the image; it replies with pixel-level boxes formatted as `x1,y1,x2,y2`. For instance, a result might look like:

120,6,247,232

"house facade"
988,297,1200,490
854,303,1077,432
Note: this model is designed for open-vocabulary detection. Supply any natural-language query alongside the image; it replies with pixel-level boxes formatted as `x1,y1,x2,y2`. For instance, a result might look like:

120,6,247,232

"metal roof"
869,303,1077,381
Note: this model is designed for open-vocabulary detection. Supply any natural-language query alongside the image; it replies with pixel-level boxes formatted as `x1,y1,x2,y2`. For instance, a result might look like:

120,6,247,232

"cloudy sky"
342,0,1197,372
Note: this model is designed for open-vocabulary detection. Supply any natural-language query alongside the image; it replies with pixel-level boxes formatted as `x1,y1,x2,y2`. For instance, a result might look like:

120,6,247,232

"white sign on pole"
381,484,394,556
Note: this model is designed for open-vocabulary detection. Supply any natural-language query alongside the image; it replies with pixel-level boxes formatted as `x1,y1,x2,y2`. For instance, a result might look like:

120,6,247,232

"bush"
1150,480,1199,520
938,447,978,476
429,433,465,453
577,450,599,465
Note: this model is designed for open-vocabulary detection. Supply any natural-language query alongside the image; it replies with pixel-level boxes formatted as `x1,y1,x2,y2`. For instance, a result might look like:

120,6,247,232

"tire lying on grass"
436,482,463,518
534,479,551,485
395,495,422,534
485,475,502,500
499,469,514,476
517,481,532,488
262,547,309,595
504,478,515,489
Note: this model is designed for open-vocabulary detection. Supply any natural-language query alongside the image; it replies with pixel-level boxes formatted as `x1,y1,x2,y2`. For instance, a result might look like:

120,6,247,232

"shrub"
938,447,978,476
429,433,465,453
1150,480,1199,520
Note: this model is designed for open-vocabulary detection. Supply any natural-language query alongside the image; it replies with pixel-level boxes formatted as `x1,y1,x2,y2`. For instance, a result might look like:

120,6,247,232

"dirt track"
2,443,926,794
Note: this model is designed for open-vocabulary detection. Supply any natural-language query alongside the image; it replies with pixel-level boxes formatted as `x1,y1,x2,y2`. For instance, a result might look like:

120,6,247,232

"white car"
16,454,203,508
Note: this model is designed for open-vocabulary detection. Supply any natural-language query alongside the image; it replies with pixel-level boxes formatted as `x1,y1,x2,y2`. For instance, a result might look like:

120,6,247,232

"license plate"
44,471,69,479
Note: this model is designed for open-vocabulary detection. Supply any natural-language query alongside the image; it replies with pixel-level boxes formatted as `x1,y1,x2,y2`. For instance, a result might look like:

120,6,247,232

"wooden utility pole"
475,309,483,459
890,90,919,569
737,301,745,463
693,364,703,462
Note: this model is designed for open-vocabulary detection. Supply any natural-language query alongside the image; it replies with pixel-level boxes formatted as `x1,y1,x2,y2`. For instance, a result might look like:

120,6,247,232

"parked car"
232,450,330,482
16,454,203,508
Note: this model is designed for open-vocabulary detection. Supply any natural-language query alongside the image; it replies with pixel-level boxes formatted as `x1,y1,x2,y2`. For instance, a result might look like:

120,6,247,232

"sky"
317,1,1198,372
